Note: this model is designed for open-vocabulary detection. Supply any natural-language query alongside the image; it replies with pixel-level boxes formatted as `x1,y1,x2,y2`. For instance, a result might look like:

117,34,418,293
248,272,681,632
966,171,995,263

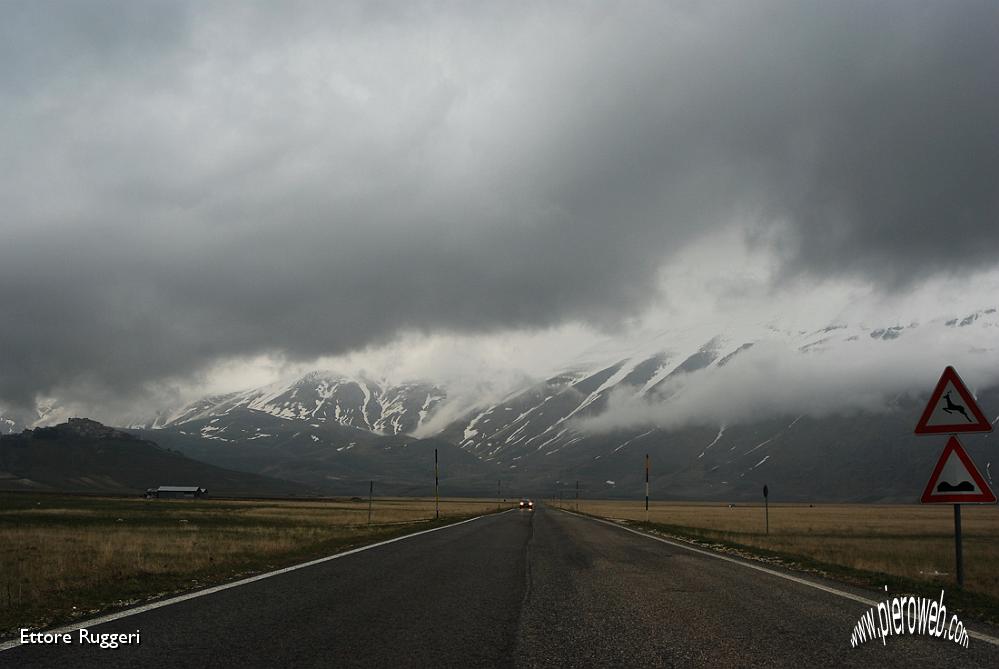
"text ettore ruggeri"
20,628,141,650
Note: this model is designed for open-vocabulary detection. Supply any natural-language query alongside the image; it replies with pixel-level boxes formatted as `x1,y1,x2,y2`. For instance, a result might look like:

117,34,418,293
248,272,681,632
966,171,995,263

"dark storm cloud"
1,1,997,408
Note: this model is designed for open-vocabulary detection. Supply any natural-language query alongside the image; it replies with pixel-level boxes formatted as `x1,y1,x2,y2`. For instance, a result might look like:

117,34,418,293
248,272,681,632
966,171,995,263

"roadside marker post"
916,366,995,589
368,480,373,525
763,484,769,535
434,448,439,520
645,454,650,523
575,480,579,512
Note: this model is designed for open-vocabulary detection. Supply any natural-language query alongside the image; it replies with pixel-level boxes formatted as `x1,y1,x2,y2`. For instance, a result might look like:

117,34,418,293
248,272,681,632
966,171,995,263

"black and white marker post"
645,454,650,523
434,448,440,520
763,484,769,535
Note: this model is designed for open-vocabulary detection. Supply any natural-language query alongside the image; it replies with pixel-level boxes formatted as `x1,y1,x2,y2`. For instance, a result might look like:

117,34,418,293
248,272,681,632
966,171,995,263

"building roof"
155,486,205,492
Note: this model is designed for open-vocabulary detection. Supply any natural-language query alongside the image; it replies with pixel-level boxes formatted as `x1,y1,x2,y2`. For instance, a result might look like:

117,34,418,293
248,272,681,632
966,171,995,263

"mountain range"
103,306,999,501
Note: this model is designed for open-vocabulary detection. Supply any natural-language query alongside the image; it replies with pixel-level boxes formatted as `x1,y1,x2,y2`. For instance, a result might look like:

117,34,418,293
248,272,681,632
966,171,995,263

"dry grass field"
572,500,999,603
0,493,511,638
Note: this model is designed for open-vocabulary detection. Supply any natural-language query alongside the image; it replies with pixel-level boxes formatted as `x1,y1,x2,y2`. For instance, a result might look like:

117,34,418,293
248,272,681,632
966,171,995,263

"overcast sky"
2,1,998,423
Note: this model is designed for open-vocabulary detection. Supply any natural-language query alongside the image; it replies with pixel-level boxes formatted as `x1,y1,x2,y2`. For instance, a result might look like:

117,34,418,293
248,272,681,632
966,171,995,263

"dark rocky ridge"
0,418,310,496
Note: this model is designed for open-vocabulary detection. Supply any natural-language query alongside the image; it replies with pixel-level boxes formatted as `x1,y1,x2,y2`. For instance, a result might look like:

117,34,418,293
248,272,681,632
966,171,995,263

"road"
3,505,999,668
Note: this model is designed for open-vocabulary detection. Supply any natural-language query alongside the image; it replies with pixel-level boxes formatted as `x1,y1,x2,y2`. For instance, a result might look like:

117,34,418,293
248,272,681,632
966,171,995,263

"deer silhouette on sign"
942,391,973,422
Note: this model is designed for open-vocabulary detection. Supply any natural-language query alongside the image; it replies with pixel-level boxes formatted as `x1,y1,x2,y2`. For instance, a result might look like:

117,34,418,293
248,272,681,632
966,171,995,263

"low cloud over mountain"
2,1,998,417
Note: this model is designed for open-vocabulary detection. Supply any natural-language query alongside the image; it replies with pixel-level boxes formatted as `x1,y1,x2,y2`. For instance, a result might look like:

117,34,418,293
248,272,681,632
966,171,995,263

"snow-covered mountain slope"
438,326,785,463
436,306,999,493
144,371,446,437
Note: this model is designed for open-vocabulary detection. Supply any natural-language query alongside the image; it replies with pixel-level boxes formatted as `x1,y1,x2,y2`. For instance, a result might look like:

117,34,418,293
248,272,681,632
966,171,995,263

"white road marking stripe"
564,510,999,647
0,508,513,653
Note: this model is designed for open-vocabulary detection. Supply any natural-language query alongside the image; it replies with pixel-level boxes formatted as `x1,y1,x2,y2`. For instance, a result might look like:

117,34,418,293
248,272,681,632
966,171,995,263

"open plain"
0,492,509,637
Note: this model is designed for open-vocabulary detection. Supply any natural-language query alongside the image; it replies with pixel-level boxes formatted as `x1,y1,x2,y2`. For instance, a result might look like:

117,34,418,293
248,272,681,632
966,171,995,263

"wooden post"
368,480,373,525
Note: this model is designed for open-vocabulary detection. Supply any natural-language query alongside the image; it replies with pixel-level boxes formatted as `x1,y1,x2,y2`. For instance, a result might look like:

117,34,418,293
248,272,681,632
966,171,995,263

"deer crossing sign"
914,366,992,435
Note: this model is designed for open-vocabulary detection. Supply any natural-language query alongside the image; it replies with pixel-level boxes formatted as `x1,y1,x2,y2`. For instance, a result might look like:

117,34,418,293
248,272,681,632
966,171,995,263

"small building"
145,486,208,499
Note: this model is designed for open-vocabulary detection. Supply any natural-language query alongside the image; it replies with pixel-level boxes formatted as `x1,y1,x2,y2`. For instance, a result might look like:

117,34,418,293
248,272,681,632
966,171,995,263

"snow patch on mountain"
145,371,445,436
0,415,18,435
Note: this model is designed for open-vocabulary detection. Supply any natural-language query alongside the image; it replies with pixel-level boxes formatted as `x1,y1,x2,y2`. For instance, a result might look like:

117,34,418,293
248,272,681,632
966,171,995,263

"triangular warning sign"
921,436,996,504
914,366,992,435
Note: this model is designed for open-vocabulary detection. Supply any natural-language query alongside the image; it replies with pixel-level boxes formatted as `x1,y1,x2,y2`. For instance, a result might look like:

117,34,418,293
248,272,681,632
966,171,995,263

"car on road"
519,498,534,511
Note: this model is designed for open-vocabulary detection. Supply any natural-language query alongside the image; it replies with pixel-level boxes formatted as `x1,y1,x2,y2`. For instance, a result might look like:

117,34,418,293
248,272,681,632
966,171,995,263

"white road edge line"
0,508,514,653
563,509,999,648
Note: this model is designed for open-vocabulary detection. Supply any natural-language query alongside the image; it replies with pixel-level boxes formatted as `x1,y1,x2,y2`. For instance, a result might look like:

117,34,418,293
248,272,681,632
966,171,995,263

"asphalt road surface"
4,505,999,668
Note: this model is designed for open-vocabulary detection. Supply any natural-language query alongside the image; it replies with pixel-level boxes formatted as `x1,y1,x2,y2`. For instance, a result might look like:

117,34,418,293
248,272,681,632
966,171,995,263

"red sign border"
920,436,996,504
914,366,992,435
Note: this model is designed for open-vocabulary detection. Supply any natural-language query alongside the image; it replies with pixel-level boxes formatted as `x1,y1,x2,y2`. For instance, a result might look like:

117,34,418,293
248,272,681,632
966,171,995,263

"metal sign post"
954,503,964,588
763,484,769,535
